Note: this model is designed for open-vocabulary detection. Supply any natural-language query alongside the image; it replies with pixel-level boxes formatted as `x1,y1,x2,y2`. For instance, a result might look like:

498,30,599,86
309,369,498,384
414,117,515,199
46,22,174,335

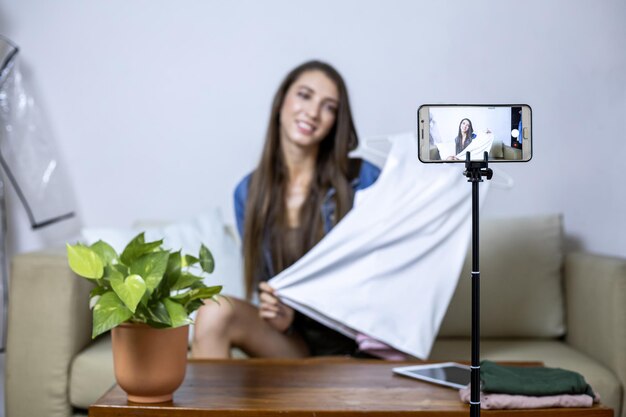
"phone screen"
418,104,532,163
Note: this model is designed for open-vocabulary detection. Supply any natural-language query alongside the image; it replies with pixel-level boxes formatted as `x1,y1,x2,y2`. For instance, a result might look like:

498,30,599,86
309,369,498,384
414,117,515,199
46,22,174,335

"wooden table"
89,358,613,417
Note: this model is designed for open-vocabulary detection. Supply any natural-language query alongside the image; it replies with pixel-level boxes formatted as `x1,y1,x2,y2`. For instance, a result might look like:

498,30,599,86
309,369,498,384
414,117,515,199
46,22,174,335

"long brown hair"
243,60,361,299
455,118,474,153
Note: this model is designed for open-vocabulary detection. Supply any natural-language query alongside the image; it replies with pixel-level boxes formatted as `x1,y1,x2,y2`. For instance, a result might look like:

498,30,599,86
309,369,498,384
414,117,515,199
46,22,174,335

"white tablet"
392,362,470,389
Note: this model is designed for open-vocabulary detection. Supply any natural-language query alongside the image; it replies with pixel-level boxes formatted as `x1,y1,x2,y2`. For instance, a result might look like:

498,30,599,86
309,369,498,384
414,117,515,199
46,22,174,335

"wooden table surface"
89,358,613,417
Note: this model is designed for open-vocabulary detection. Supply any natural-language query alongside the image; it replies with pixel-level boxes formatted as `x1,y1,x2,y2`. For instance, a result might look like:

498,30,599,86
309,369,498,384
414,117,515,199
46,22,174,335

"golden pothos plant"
66,233,222,338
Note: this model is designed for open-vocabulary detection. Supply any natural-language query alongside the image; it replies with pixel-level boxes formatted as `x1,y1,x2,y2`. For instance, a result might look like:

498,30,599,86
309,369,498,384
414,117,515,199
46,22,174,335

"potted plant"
66,232,222,403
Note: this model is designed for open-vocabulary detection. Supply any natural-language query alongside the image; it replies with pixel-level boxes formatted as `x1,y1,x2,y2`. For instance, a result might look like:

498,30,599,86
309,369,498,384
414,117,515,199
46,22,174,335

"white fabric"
435,131,495,160
435,141,457,160
269,132,486,359
455,131,495,160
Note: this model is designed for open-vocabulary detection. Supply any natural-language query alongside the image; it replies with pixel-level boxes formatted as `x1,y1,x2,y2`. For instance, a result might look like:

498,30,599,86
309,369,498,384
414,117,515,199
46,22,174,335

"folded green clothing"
480,360,595,398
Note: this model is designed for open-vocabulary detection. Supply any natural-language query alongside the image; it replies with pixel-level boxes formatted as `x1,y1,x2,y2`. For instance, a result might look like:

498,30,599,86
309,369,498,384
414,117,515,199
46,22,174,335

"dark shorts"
292,312,375,358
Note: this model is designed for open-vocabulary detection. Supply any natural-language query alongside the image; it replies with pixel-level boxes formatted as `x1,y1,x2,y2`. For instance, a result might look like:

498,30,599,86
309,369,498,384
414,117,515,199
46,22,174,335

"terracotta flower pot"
111,323,189,403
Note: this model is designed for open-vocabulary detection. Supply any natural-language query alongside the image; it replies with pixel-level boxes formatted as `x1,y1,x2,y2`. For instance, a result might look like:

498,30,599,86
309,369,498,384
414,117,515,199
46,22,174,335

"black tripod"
463,152,492,417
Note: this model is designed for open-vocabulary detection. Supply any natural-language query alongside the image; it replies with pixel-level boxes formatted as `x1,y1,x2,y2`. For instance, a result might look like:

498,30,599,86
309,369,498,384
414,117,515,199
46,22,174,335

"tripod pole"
464,152,492,417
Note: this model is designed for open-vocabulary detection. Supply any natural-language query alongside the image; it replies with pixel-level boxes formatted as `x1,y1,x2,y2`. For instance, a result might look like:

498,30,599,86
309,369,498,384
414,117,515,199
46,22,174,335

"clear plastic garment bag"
0,35,77,348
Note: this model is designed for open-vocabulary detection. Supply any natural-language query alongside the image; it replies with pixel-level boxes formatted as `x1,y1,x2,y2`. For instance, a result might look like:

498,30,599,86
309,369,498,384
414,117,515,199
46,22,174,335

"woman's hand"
258,281,295,333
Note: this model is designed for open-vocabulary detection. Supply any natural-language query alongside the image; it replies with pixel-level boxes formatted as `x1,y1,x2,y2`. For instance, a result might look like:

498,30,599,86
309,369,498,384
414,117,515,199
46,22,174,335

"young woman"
455,118,476,155
191,61,380,358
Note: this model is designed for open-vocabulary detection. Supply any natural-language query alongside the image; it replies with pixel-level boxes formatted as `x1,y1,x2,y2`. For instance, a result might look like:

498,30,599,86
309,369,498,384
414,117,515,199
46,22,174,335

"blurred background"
0,0,624,260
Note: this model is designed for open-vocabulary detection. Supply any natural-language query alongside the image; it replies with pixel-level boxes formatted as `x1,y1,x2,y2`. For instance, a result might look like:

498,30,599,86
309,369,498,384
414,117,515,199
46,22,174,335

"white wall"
1,0,625,258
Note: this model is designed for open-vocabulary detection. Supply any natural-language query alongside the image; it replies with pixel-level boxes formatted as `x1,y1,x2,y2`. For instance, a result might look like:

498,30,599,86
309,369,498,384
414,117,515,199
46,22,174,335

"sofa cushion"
438,214,565,338
489,140,504,159
429,338,621,415
69,336,115,409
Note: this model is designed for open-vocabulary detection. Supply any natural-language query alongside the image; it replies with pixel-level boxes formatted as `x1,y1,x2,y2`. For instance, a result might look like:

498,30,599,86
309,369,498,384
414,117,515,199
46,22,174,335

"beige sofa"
5,214,626,417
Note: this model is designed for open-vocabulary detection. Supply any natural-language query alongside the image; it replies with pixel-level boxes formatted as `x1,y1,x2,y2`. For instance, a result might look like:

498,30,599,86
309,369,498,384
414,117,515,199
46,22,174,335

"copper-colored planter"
111,323,189,403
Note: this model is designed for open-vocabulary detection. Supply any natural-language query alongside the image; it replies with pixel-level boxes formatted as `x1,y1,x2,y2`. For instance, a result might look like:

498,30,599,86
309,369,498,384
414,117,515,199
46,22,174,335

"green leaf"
111,263,130,279
164,251,182,291
103,264,122,280
90,286,109,298
187,294,227,316
146,301,171,327
120,232,145,264
110,273,146,313
171,272,204,291
90,240,119,265
120,232,163,265
92,291,133,338
67,244,104,279
186,298,206,315
132,304,151,324
182,254,199,267
199,244,215,274
173,285,222,305
190,281,206,290
130,252,169,293
139,289,151,308
164,298,192,328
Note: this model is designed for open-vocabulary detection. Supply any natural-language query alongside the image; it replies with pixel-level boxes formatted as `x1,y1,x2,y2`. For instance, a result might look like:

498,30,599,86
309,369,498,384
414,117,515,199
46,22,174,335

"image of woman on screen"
191,60,380,359
455,118,476,155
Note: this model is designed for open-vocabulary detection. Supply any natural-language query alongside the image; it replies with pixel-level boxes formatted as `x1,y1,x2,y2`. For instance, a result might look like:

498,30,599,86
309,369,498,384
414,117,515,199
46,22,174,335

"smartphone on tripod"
417,104,532,163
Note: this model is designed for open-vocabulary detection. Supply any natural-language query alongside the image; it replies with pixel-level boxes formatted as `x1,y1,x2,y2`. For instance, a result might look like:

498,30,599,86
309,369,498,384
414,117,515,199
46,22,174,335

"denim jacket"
234,159,381,278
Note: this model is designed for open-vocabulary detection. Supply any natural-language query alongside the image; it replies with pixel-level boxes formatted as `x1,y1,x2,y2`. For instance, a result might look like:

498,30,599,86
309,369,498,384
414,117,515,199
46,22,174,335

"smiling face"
460,119,471,134
278,70,339,151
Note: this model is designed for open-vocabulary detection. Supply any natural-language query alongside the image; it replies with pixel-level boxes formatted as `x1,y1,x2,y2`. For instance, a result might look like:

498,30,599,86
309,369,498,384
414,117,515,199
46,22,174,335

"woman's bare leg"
190,296,309,358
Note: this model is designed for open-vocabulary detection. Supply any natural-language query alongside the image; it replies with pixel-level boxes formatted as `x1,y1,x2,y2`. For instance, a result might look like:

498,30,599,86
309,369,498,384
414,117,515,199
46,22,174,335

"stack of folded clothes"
459,360,599,410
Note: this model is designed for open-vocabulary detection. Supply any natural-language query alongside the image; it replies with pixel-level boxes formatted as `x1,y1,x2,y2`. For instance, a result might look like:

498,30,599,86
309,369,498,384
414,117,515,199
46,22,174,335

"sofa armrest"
564,251,626,417
6,249,93,417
